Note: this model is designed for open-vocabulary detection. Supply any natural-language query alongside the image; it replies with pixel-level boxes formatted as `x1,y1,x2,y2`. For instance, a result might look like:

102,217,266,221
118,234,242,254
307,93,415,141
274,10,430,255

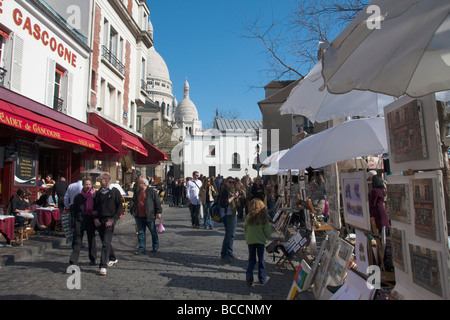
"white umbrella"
322,0,450,98
278,118,387,170
279,61,394,123
261,149,296,175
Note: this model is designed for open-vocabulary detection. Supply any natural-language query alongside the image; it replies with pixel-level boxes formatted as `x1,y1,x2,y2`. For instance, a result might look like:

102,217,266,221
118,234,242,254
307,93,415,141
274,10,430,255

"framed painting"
390,227,407,273
386,175,411,224
340,171,370,231
324,163,341,229
384,95,443,172
409,244,444,298
412,177,440,241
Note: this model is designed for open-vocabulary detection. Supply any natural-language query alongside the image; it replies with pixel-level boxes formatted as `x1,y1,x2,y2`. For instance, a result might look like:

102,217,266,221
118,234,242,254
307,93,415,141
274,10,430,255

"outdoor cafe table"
0,215,15,241
36,207,60,227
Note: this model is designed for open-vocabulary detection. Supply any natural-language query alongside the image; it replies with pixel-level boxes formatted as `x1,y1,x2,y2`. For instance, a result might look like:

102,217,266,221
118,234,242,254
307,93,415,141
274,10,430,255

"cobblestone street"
0,205,295,300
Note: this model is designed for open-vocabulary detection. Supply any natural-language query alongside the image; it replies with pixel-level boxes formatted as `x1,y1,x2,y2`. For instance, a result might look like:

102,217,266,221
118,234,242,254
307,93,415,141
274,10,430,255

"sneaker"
89,260,96,266
246,277,253,288
134,250,145,255
107,259,118,267
98,268,107,276
220,255,233,263
229,253,239,260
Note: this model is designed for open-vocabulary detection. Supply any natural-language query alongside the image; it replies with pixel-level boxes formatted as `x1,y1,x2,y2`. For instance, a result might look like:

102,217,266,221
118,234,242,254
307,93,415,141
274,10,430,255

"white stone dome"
147,47,170,82
174,78,198,122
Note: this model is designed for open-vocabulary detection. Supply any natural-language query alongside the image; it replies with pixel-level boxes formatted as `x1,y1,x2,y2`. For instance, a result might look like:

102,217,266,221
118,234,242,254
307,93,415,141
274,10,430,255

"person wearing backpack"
244,198,272,287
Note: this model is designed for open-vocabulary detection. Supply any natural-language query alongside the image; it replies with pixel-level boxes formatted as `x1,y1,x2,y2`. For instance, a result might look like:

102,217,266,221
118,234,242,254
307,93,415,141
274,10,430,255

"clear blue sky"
145,0,300,127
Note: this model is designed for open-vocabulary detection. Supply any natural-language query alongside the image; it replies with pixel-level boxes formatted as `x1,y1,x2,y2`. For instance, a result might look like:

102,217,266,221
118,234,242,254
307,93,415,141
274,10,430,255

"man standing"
93,172,123,276
186,171,202,228
53,176,68,214
131,178,162,254
69,178,97,266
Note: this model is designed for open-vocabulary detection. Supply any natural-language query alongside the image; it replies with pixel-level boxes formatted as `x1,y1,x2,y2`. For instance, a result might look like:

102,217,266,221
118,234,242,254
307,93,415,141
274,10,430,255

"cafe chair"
14,219,32,247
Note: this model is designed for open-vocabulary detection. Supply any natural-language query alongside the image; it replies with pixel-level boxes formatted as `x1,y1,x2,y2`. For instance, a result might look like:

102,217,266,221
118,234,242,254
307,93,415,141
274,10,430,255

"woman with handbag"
219,176,241,262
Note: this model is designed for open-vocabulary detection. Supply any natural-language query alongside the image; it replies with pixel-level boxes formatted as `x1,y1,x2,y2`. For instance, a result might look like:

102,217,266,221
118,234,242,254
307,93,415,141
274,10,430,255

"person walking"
186,171,202,228
131,178,162,254
93,172,123,276
171,180,180,207
199,177,217,230
219,176,241,262
69,177,97,266
64,173,84,214
244,198,272,287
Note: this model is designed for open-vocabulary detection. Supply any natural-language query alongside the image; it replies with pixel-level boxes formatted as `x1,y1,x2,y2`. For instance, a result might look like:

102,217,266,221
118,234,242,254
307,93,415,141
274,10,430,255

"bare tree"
241,0,369,81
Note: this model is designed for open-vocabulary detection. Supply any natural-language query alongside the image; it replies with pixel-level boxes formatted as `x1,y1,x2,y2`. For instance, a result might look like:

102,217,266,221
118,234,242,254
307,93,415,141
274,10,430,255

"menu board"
14,140,37,186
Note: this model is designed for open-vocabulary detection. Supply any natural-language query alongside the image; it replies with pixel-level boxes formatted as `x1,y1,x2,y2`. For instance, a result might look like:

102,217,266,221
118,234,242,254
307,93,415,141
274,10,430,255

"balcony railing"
101,45,125,75
53,97,66,113
0,68,6,88
141,79,147,91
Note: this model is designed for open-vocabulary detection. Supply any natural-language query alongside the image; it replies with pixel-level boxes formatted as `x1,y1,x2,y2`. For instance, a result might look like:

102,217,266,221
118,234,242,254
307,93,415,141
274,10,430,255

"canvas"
324,163,341,229
386,175,411,224
409,244,444,297
412,178,440,241
390,227,407,273
340,171,371,231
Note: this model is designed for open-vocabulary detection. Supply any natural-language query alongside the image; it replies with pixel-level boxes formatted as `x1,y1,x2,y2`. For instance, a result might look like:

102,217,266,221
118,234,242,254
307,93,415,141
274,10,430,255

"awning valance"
0,99,102,151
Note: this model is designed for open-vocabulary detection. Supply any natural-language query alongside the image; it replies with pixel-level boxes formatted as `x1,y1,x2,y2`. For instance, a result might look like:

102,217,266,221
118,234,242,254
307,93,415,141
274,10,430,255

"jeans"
203,202,214,228
221,214,237,258
246,244,266,284
267,199,276,219
172,195,179,207
135,217,159,252
189,203,201,227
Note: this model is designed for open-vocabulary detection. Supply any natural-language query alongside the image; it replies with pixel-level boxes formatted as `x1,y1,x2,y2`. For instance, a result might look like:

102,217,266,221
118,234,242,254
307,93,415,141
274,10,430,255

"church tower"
173,78,202,137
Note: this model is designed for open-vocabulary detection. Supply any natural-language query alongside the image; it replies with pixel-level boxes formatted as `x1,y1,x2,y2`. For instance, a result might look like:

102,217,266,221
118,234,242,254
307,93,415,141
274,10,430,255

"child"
244,198,272,287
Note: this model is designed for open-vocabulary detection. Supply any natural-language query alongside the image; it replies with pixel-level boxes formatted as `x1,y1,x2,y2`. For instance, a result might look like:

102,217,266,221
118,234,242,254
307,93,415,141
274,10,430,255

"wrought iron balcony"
53,97,66,113
101,45,125,75
0,68,6,88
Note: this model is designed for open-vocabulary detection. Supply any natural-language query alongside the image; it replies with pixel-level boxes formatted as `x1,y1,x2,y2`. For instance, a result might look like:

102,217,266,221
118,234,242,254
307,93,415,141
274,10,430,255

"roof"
258,79,301,105
213,118,262,132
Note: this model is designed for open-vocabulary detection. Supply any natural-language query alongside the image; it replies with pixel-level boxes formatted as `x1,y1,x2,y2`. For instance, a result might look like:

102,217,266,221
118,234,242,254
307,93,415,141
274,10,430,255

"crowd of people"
2,167,391,285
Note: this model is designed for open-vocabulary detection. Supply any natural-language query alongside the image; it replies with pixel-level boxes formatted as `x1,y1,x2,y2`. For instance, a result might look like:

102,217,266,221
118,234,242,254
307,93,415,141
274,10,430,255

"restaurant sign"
0,110,101,151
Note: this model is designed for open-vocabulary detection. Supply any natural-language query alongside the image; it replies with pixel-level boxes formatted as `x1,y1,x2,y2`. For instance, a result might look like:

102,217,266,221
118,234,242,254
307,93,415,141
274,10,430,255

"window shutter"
11,35,24,91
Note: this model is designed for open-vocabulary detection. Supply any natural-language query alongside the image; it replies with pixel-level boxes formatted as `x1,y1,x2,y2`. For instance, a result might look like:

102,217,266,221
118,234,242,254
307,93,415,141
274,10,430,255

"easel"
275,231,308,271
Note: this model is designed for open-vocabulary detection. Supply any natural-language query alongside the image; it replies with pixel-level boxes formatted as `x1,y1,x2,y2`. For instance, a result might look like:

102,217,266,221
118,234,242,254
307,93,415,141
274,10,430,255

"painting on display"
386,177,411,224
390,227,407,273
384,95,443,172
355,229,369,275
329,238,354,285
340,171,370,231
409,244,444,298
386,99,427,163
412,178,440,242
324,163,341,229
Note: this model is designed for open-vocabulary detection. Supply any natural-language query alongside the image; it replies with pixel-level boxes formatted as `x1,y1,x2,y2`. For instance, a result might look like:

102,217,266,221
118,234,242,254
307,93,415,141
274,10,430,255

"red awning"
136,137,168,165
0,100,102,151
116,127,147,156
88,113,151,157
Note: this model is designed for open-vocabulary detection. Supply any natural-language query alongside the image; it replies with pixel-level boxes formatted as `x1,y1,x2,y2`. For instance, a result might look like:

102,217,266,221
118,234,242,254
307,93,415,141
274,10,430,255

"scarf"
81,189,94,215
